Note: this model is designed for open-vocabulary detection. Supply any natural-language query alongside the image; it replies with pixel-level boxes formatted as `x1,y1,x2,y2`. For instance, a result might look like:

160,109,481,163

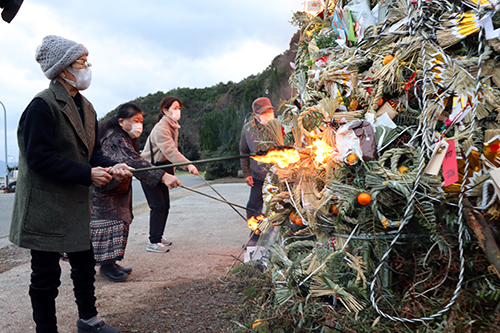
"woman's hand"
162,173,182,189
187,164,198,175
110,163,133,181
91,167,113,187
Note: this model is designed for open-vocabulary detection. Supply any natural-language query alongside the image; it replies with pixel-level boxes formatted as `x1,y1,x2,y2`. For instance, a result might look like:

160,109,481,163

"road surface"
0,174,205,248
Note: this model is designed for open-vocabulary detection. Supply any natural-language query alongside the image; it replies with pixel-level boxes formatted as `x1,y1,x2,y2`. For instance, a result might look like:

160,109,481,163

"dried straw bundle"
267,119,284,147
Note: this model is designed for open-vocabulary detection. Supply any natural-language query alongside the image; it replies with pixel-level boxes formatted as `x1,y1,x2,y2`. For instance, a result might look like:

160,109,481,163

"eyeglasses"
73,59,92,69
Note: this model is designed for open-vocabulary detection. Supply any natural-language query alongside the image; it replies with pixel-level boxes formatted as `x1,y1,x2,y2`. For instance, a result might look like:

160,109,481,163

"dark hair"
157,96,183,122
99,102,145,140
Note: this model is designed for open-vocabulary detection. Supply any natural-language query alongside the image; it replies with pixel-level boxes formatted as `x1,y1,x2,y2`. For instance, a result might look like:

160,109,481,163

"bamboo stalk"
196,173,247,222
180,185,260,214
131,154,253,173
131,146,297,174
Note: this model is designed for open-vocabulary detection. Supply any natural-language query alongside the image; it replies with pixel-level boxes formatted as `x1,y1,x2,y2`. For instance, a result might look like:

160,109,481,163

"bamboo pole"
196,174,247,222
180,185,260,214
130,145,297,174
131,154,252,174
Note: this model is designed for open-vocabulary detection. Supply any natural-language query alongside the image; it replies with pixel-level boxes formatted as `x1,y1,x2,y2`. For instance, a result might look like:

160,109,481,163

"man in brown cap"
239,97,276,246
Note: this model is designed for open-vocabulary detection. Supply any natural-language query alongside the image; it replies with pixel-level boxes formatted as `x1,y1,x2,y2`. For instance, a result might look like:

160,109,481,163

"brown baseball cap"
252,97,275,114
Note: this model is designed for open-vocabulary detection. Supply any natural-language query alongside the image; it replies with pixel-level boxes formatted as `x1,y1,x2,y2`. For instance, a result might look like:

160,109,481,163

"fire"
251,148,300,168
247,215,265,235
308,139,334,164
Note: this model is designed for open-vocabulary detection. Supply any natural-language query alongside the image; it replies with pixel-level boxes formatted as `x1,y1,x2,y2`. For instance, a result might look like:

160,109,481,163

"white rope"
369,0,475,323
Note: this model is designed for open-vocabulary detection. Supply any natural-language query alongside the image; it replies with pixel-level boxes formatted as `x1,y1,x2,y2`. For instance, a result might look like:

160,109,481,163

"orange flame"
251,148,300,168
247,215,265,234
308,139,333,164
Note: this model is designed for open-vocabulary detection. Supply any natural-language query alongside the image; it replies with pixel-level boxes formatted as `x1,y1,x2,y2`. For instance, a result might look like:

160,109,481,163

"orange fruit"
346,153,358,165
398,166,409,174
357,192,371,205
350,100,359,110
290,212,303,226
383,54,394,65
331,205,339,214
378,98,384,107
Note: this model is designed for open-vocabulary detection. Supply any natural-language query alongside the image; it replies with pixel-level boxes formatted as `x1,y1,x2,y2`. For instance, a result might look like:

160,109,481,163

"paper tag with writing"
425,140,449,176
442,139,459,186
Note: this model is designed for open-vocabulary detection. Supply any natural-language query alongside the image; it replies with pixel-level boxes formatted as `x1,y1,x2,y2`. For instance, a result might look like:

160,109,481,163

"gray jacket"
239,120,270,181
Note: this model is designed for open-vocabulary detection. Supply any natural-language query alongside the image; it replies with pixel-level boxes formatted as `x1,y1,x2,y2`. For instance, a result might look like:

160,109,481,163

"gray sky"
0,0,302,162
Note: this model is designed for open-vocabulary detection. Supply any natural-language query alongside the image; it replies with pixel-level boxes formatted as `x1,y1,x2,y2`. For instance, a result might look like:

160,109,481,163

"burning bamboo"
131,147,300,174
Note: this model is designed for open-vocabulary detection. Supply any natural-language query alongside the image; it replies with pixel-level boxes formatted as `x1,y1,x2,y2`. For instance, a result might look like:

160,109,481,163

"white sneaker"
147,241,170,253
161,236,172,246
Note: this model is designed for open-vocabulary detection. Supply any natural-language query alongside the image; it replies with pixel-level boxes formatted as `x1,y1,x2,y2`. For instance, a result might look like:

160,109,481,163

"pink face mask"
170,109,181,121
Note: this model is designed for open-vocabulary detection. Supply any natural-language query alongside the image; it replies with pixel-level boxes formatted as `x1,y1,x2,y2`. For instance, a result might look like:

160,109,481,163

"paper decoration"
442,139,459,186
425,140,450,175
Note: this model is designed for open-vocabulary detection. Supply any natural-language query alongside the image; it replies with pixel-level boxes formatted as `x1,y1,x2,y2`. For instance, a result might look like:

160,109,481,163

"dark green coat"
10,80,100,253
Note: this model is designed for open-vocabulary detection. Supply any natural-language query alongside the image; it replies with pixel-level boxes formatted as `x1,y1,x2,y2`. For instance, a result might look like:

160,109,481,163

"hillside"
100,32,299,175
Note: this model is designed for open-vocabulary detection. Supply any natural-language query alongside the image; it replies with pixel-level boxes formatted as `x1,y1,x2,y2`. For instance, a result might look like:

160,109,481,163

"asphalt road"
0,174,205,248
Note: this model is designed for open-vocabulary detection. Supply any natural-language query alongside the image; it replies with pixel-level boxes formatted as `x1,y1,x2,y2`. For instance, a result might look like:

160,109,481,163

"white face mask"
256,113,274,126
64,66,92,90
169,109,181,121
124,121,143,139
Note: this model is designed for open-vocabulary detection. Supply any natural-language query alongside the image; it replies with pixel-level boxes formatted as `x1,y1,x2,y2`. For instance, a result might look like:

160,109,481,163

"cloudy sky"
0,0,302,163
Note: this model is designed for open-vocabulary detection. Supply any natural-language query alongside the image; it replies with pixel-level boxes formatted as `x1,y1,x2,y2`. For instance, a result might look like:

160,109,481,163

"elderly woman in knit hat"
9,35,130,333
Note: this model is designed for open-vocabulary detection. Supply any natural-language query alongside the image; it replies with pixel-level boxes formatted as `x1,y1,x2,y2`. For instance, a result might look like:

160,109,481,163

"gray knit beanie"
35,35,88,80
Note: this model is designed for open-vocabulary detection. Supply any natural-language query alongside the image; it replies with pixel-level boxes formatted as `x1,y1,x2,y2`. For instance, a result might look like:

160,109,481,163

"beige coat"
141,116,190,167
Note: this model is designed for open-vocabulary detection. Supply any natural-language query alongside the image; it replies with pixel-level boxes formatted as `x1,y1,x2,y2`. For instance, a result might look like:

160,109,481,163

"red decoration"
403,72,417,100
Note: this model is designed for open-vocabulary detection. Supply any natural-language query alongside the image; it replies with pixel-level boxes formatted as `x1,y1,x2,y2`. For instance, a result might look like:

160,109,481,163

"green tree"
199,111,223,151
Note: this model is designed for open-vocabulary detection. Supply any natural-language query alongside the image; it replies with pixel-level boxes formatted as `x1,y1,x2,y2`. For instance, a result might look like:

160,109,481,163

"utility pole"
0,100,8,192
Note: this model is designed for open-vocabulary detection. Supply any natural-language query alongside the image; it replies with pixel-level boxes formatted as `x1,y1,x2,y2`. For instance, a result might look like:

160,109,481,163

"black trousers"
246,177,264,220
141,181,170,244
246,177,264,242
29,248,98,333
